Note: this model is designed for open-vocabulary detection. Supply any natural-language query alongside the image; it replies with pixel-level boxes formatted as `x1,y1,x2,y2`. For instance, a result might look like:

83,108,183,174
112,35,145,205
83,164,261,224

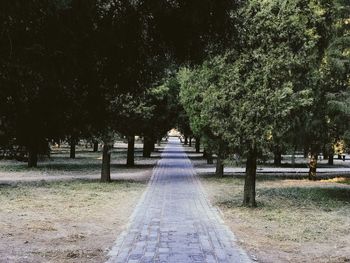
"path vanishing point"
107,138,251,263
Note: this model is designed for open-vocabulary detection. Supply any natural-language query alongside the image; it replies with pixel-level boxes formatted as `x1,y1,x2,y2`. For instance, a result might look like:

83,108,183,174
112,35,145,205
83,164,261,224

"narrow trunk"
101,143,111,182
243,148,257,207
215,156,224,177
195,137,200,153
28,146,38,168
127,135,135,166
308,153,318,180
150,139,155,152
273,147,282,165
93,141,99,152
328,154,334,165
206,150,213,164
189,137,192,147
203,148,207,158
184,136,188,145
143,136,152,158
338,154,342,160
157,139,161,146
70,138,76,159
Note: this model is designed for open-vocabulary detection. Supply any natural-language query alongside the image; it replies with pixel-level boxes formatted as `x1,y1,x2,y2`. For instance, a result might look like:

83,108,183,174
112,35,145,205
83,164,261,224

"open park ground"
0,141,350,262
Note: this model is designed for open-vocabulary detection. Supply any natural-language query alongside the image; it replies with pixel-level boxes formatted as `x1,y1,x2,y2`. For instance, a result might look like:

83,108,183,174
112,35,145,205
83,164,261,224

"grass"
0,179,147,262
199,174,350,262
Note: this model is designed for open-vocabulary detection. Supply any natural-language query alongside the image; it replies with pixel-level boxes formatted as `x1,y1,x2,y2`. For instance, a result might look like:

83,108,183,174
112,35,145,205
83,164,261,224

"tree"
179,0,336,206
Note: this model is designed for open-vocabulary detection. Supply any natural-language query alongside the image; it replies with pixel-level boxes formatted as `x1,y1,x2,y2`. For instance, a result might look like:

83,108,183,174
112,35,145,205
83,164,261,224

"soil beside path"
107,138,251,263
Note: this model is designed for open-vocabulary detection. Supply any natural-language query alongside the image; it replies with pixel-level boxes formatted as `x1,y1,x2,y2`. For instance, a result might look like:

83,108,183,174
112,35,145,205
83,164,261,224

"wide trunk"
195,137,200,153
273,147,282,165
101,143,111,182
143,136,152,158
328,154,334,165
127,135,135,166
243,148,257,207
70,137,76,159
206,150,213,164
215,156,224,177
28,146,38,168
93,141,99,152
308,152,318,180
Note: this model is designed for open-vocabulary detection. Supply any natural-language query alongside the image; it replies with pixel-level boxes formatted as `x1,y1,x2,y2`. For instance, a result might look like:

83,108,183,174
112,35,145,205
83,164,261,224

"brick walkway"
107,138,251,263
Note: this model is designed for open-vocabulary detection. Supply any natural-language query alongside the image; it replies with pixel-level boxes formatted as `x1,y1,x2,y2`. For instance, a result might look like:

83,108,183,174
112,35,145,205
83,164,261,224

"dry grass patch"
199,174,350,263
0,179,147,263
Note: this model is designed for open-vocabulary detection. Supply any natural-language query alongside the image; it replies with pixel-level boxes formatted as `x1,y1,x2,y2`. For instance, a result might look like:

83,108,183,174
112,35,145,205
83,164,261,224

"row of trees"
177,0,350,206
0,1,236,179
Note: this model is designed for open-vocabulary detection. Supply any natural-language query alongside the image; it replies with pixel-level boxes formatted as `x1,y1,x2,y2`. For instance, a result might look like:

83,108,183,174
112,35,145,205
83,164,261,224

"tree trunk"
127,135,135,166
143,136,152,158
101,143,111,182
184,136,188,145
215,156,224,177
273,147,282,165
28,146,38,168
203,148,207,158
308,153,318,180
243,148,257,207
195,137,200,153
189,137,192,147
150,139,155,152
328,154,334,165
93,141,99,152
70,138,76,159
206,150,213,164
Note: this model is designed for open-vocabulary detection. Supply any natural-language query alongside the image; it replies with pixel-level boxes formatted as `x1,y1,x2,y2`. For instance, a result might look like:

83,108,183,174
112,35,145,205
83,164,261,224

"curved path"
107,138,251,263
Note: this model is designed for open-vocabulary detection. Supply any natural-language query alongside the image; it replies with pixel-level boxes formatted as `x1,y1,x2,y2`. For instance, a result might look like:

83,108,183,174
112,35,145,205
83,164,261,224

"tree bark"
243,148,257,207
308,152,318,180
206,150,213,164
215,156,224,177
28,146,38,168
101,143,111,182
273,147,282,165
203,148,207,158
195,137,200,153
143,136,152,158
70,137,76,159
189,136,192,147
127,135,135,166
184,136,188,145
328,154,334,165
150,139,155,152
93,141,99,152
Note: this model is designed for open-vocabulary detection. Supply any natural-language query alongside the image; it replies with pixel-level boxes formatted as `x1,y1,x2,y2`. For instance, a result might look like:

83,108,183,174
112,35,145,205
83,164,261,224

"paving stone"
106,139,251,263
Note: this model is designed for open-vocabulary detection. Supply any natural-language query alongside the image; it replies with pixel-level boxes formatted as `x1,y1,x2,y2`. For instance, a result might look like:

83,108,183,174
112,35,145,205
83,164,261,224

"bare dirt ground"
0,141,163,263
186,145,350,263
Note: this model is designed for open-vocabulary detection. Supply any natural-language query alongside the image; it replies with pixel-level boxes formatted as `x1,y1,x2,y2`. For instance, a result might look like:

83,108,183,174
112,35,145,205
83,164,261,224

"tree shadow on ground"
0,178,148,189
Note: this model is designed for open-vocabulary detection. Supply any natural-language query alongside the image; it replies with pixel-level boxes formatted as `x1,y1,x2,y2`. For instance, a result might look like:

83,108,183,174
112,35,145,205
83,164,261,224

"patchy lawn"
199,174,350,263
0,179,148,263
0,141,162,262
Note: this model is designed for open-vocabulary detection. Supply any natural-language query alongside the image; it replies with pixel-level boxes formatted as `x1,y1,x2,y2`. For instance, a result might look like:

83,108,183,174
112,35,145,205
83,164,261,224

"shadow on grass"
0,178,148,189
198,172,311,182
258,186,350,205
0,162,155,172
217,186,350,209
